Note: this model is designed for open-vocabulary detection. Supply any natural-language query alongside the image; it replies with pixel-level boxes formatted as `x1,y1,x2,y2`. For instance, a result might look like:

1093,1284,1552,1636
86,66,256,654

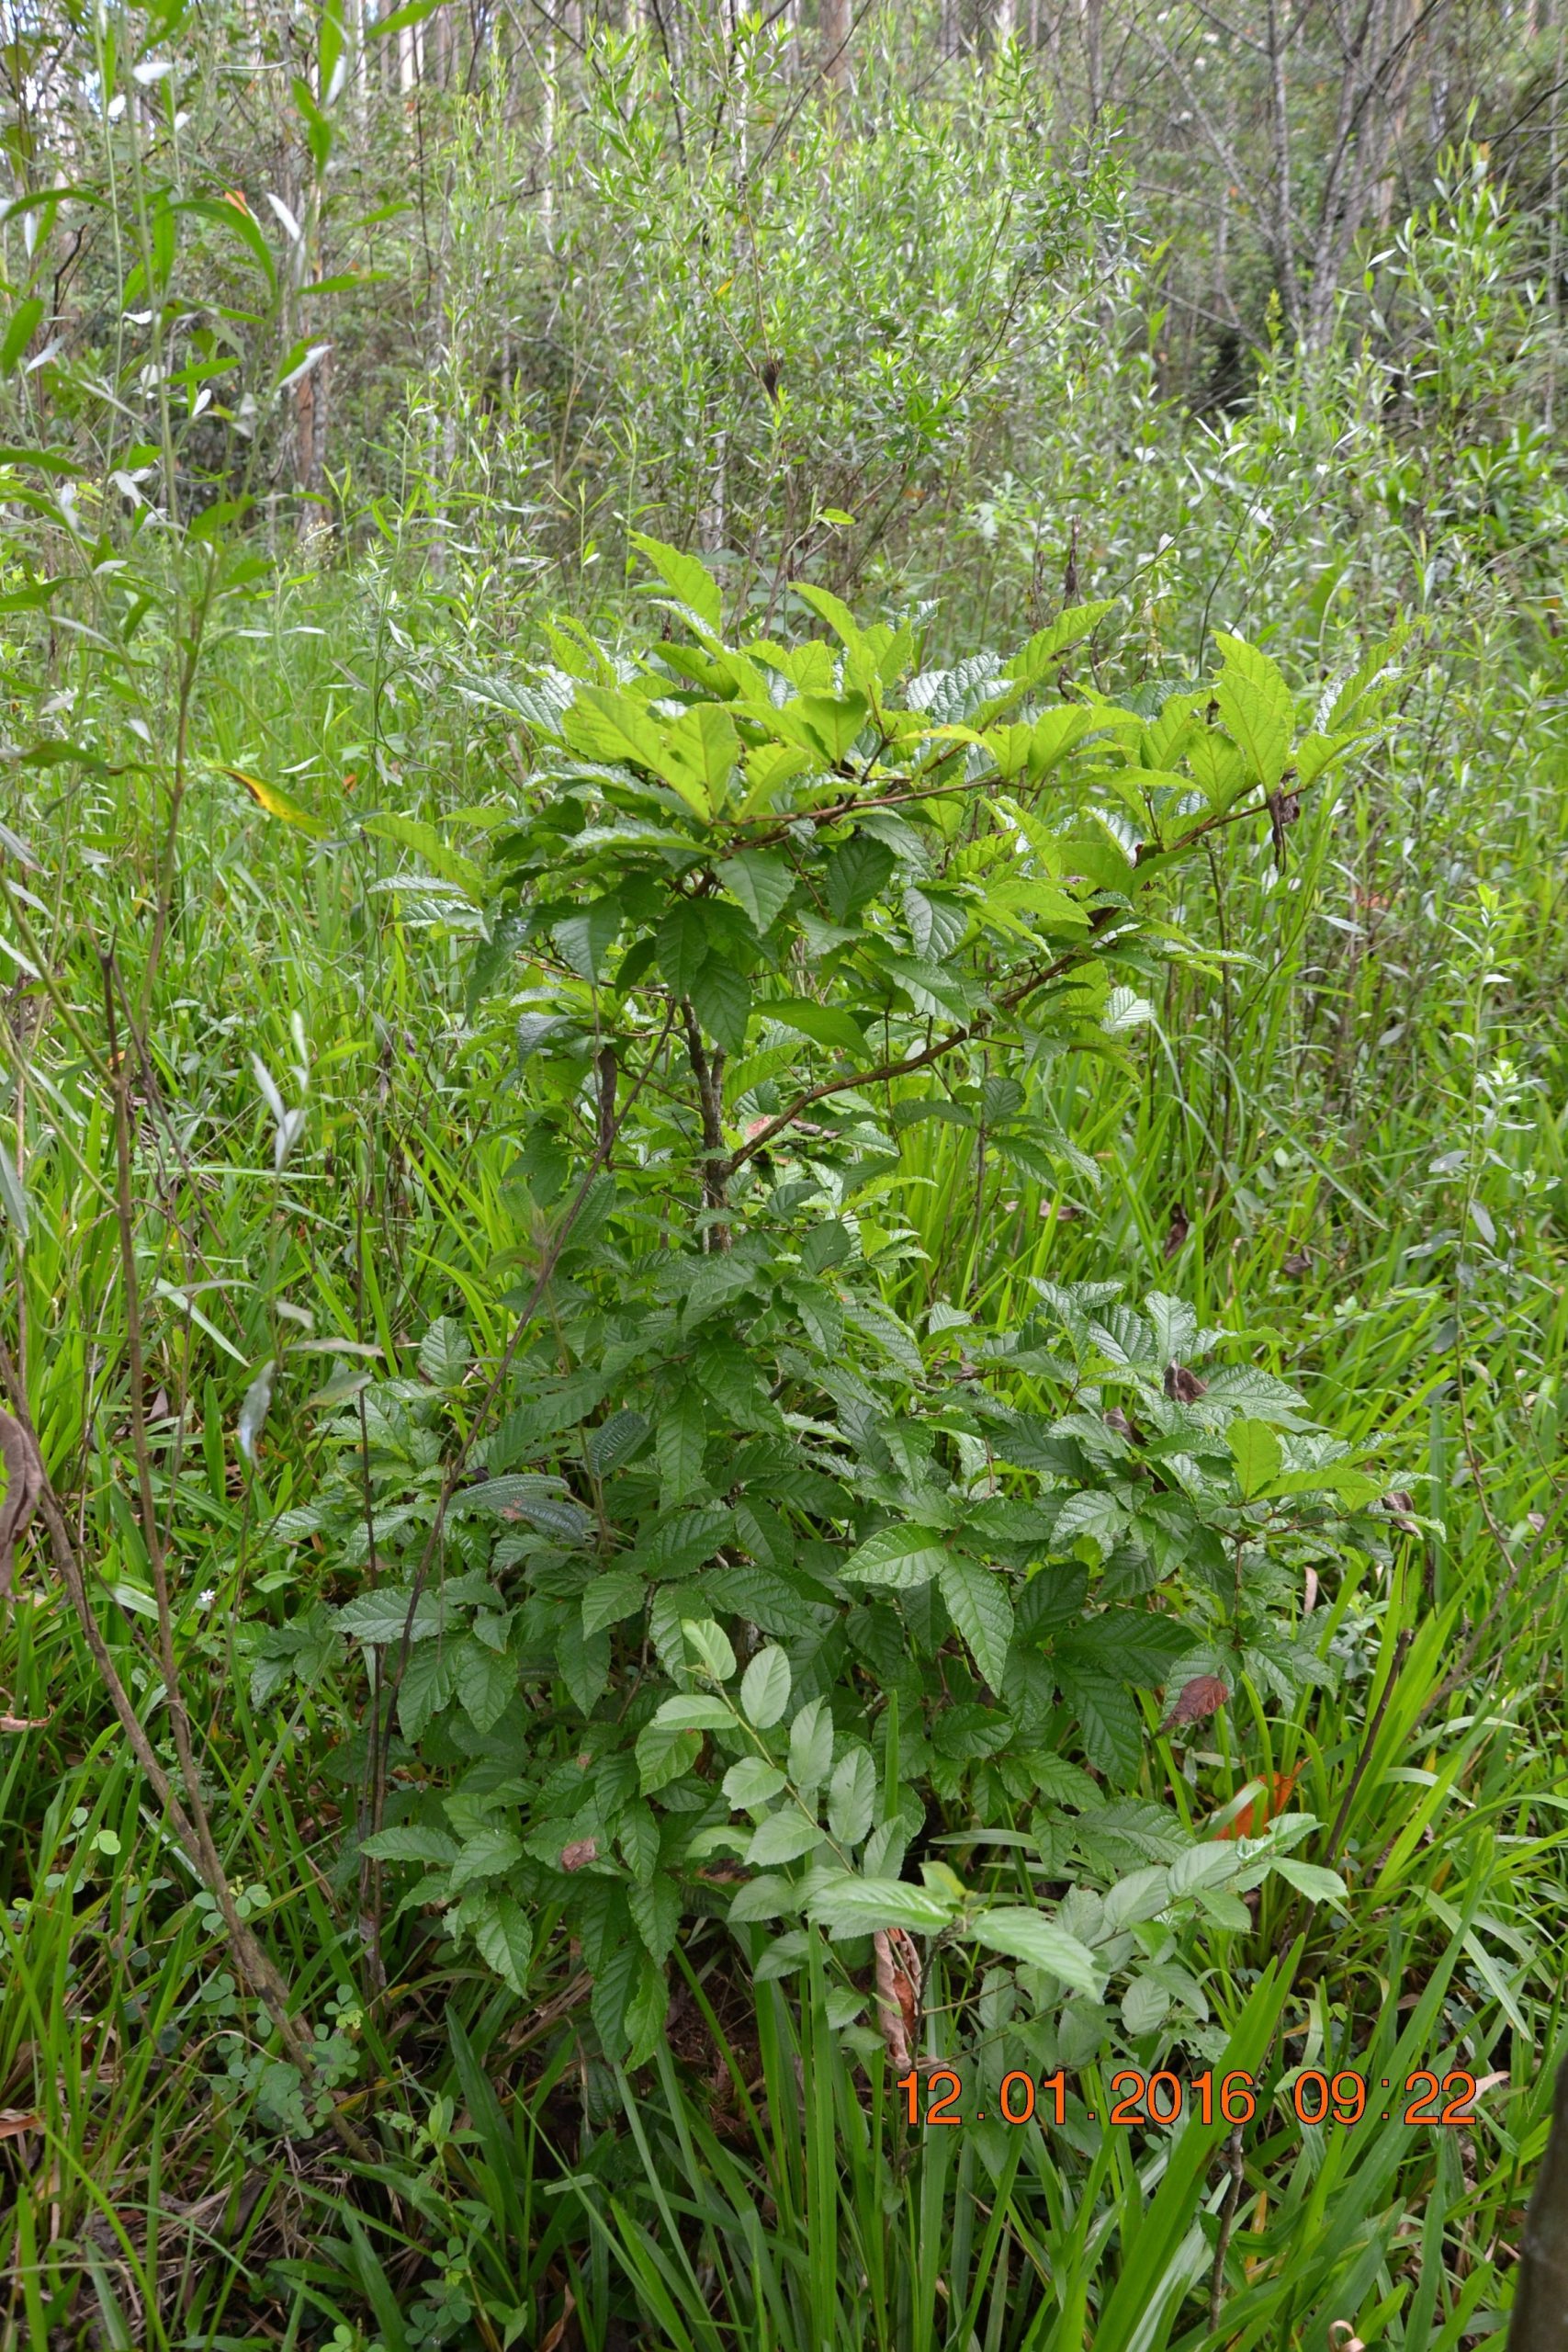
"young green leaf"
740,1645,792,1728
683,1616,738,1681
631,531,723,634
1228,1417,1283,1499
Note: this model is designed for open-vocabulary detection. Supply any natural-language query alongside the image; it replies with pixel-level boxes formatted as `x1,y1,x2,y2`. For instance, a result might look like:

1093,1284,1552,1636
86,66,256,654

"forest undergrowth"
1,9,1567,2350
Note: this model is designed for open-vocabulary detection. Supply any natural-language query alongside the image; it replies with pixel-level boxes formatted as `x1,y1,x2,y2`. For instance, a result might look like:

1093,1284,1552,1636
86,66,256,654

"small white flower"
195,1589,215,1611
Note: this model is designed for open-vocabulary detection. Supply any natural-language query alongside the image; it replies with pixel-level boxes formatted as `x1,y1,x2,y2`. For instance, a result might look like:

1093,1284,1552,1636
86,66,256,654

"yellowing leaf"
223,768,324,837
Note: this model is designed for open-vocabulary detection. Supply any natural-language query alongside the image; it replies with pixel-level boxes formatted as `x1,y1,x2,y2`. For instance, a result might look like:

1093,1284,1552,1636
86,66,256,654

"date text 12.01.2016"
897,2069,1479,2130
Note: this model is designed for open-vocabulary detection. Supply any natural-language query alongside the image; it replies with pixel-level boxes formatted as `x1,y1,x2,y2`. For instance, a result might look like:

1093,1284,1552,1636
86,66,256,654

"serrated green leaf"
398,1641,457,1741
582,1569,646,1637
628,1871,682,1963
721,849,795,934
828,1747,876,1846
1213,634,1293,789
631,531,723,633
364,813,484,899
728,1872,799,1923
590,1934,641,2063
1057,1664,1144,1781
586,1408,649,1476
448,1824,525,1894
763,997,869,1057
1228,1417,1283,1498
636,1720,703,1792
690,956,752,1053
470,1890,534,1995
623,1950,670,2068
969,1907,1100,1993
665,702,739,815
937,1555,1013,1690
556,1617,610,1715
725,1757,788,1808
747,1810,825,1865
657,1385,709,1509
358,1826,460,1865
842,1524,949,1589
788,1697,834,1793
618,1802,660,1883
682,1616,737,1680
807,1874,955,1937
454,1634,514,1735
653,1692,733,1730
1270,1858,1348,1905
1122,1973,1171,2035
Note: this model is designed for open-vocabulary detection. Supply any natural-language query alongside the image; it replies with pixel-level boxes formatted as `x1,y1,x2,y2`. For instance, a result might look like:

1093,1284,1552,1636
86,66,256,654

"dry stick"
95,956,374,2159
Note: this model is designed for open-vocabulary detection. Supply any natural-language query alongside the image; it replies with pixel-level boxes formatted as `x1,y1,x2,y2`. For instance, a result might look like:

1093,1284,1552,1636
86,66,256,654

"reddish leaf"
1158,1675,1229,1736
1215,1770,1300,1840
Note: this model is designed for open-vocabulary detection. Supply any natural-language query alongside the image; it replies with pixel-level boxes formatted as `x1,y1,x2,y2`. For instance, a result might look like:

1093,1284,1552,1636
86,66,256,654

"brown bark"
1510,2056,1568,2352
1299,0,1430,348
819,0,852,87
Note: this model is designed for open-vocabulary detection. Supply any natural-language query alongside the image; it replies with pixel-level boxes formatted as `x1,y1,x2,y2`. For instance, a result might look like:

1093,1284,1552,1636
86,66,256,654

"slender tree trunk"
1079,0,1102,123
820,0,852,85
1510,2056,1568,2352
994,0,1019,44
1265,0,1299,334
1300,0,1428,349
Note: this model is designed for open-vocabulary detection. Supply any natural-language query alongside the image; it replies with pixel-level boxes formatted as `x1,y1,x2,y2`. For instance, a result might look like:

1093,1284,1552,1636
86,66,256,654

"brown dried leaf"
0,2111,39,2141
1158,1675,1229,1736
560,1838,598,1872
1162,1204,1190,1261
0,1713,51,1733
1164,1363,1208,1404
873,1927,922,2077
536,2290,577,2352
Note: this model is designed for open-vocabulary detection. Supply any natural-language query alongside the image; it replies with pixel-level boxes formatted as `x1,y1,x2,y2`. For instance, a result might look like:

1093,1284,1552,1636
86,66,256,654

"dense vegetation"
1,4,1565,2347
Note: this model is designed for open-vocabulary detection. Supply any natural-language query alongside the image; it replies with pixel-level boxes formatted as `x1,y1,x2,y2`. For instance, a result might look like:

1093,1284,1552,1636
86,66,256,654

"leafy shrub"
253,545,1400,2078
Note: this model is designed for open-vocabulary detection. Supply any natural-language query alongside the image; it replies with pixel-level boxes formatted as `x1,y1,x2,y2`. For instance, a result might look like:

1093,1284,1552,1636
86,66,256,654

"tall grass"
2,30,1566,2343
